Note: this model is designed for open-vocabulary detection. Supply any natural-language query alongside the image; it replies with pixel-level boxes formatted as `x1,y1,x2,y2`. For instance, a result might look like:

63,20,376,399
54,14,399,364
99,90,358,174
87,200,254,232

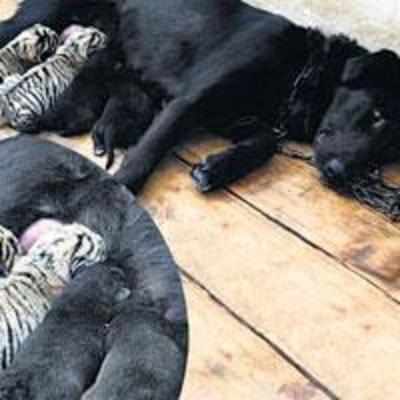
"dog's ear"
342,49,400,89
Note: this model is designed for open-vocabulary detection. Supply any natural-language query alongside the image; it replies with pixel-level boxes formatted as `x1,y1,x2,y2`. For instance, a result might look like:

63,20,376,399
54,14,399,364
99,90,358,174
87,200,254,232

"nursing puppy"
0,264,131,400
83,301,186,400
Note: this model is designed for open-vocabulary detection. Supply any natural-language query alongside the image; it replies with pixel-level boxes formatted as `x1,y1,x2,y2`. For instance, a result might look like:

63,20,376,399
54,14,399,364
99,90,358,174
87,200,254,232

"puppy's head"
73,263,132,307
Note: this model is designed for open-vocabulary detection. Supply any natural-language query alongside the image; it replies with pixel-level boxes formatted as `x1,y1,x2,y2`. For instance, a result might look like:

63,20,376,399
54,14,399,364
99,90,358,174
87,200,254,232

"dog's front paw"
191,156,227,193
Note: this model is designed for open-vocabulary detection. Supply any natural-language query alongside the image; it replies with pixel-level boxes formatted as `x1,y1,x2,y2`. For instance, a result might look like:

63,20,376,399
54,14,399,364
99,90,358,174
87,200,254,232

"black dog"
0,264,131,400
2,0,400,192
100,0,400,192
0,135,188,400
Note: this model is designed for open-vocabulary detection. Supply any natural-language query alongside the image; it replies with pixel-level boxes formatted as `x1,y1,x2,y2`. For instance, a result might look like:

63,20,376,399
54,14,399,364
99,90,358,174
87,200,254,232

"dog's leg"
114,96,196,193
112,22,283,193
191,131,278,192
92,79,156,169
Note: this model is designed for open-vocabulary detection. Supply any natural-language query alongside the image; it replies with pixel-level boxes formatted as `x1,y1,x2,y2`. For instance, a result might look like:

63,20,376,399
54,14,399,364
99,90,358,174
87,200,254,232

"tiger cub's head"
28,222,106,283
60,25,108,61
12,24,59,63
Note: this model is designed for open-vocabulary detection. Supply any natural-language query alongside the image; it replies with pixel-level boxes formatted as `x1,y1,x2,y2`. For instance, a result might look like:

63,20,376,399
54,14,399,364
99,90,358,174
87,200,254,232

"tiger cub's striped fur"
0,24,58,81
0,226,21,276
0,223,106,370
0,26,108,132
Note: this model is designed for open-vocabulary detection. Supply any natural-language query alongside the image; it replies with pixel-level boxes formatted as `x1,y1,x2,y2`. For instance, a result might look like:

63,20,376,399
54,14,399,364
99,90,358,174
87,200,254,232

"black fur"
3,0,400,191
83,301,185,400
0,136,187,400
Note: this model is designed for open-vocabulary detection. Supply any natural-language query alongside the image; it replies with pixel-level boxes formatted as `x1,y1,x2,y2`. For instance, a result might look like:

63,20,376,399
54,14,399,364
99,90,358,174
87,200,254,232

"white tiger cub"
0,24,58,81
0,25,108,132
0,222,106,370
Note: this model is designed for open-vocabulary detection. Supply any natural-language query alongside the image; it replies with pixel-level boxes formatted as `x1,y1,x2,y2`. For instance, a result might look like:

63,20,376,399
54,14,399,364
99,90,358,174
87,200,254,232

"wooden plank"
382,163,400,186
141,158,400,400
178,136,400,287
181,278,328,400
0,0,18,21
0,130,124,173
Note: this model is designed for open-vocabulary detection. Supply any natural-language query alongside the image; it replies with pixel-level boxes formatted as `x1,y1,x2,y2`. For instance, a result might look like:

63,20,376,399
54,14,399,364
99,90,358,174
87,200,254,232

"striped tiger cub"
0,222,106,370
0,24,58,81
0,26,108,132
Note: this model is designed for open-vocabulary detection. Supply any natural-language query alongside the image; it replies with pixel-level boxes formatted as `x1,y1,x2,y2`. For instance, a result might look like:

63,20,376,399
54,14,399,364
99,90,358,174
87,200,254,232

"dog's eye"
372,109,383,122
371,109,387,130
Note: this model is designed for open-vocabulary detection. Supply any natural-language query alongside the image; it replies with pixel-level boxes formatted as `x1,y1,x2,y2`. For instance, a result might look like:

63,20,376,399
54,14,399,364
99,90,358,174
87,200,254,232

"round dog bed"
0,135,188,400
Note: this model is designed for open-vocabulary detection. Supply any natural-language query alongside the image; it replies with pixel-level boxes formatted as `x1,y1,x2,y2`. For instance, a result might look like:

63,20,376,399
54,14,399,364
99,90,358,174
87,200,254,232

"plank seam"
182,269,340,400
225,189,400,306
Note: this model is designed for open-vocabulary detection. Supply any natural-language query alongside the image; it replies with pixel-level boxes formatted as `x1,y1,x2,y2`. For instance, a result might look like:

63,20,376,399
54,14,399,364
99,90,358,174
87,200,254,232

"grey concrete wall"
247,0,400,53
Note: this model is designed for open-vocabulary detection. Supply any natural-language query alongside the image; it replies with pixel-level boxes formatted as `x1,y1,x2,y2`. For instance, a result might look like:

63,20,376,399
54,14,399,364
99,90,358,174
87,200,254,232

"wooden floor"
2,1,400,399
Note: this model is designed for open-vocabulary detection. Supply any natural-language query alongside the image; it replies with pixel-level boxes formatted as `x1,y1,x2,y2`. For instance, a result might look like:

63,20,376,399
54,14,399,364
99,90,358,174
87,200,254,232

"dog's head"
314,49,400,186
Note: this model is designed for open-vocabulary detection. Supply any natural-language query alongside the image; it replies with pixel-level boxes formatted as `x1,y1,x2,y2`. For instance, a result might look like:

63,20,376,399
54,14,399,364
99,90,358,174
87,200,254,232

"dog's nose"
323,159,346,184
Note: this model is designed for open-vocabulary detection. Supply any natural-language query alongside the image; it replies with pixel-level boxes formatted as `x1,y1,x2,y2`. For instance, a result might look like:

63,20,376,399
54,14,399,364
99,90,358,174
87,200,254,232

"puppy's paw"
91,116,118,168
92,120,106,155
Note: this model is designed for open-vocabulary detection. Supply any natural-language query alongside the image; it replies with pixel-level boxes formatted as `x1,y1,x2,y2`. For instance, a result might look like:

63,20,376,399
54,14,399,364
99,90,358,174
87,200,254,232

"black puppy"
0,264,131,400
83,301,186,400
0,135,188,400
